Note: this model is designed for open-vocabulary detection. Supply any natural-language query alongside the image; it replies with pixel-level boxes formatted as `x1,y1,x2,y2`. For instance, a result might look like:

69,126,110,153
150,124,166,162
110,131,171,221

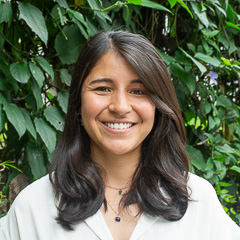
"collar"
84,210,159,240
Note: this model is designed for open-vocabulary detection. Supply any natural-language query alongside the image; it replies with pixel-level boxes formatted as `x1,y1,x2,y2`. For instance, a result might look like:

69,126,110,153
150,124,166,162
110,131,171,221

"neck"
91,147,140,188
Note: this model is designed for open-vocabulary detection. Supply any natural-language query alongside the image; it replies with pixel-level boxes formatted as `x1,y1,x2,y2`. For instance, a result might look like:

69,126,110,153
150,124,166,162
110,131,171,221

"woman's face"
80,51,155,158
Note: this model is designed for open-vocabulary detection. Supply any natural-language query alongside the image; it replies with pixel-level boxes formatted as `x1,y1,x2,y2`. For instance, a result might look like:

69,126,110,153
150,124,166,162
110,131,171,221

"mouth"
103,122,135,130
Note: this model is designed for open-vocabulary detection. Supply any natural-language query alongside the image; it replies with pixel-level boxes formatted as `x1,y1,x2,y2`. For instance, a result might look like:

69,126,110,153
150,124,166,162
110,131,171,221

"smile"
103,122,134,130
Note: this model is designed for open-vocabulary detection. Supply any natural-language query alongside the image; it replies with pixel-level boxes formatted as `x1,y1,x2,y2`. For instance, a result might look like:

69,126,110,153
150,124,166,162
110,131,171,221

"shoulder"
11,174,54,210
187,172,212,188
186,173,222,214
187,173,216,199
0,175,57,240
185,173,240,238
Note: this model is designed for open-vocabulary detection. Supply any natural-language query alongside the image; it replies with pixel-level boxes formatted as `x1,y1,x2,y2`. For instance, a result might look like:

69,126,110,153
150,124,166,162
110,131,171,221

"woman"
0,31,239,240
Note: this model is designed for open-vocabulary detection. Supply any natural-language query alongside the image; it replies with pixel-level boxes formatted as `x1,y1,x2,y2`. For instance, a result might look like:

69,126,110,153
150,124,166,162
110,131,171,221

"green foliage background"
0,0,240,225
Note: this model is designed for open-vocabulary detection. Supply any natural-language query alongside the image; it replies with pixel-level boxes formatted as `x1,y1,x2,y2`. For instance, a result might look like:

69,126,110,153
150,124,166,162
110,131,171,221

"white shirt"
0,173,239,240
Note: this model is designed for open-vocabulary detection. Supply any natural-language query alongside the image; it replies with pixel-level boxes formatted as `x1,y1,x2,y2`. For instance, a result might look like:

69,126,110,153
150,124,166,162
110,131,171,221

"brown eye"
95,87,111,92
131,89,145,95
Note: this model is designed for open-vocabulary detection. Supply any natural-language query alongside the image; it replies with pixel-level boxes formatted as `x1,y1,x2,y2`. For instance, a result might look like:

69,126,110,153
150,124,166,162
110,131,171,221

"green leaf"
217,95,232,109
187,43,195,53
0,29,5,49
96,17,111,32
204,133,215,144
205,101,211,114
127,0,141,4
31,79,43,110
228,39,237,55
55,25,84,65
176,0,193,18
168,0,177,9
0,104,6,132
0,61,19,94
59,69,71,86
218,31,237,55
128,0,172,14
34,118,56,154
225,21,240,31
73,19,89,39
57,92,69,114
29,62,45,88
207,39,220,53
0,93,7,105
191,2,209,28
230,166,240,173
200,101,206,115
10,62,31,84
201,39,213,55
20,108,37,139
226,5,234,22
208,30,220,38
27,143,47,179
158,50,175,66
215,144,235,154
218,182,232,187
171,63,195,94
213,4,226,17
18,2,48,45
57,7,67,26
44,106,65,131
0,2,12,23
54,0,69,9
87,0,112,23
3,102,26,138
35,57,54,80
124,5,130,20
208,115,216,130
86,17,99,36
186,145,206,171
179,47,207,76
221,57,231,66
0,78,9,91
194,53,221,67
67,9,90,34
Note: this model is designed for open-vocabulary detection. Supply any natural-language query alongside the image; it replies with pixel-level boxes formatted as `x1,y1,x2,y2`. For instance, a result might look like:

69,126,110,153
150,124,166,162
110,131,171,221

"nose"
108,91,132,115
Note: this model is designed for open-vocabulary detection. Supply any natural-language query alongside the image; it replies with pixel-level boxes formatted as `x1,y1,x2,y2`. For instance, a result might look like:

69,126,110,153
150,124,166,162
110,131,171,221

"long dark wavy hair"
49,31,191,230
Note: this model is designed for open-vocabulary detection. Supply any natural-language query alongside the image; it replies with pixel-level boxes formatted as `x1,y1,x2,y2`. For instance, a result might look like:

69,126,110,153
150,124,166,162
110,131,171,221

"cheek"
140,102,156,125
81,95,95,120
80,93,107,121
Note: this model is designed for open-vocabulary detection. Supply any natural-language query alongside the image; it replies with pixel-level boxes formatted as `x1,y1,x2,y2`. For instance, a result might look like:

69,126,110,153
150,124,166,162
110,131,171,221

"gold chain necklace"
106,199,122,222
105,185,130,195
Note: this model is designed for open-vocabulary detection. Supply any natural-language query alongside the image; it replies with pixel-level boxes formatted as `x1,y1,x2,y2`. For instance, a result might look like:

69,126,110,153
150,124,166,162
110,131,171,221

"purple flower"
210,71,218,85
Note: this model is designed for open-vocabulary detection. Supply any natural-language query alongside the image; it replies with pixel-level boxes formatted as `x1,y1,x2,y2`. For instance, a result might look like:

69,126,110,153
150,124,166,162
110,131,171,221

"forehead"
83,51,140,84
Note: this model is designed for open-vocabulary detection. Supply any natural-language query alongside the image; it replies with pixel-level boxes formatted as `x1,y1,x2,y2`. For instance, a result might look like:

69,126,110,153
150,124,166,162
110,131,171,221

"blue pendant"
115,217,120,222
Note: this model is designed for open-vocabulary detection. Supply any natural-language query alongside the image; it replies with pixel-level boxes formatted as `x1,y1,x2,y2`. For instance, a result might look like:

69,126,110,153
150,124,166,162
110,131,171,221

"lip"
99,121,137,134
101,120,136,124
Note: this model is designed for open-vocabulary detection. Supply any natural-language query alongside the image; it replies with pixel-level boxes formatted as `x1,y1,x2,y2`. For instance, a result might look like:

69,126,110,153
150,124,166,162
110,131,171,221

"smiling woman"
0,31,239,240
80,51,155,158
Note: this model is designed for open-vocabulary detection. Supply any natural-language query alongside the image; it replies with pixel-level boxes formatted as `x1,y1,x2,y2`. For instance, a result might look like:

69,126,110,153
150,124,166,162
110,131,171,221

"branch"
197,131,219,146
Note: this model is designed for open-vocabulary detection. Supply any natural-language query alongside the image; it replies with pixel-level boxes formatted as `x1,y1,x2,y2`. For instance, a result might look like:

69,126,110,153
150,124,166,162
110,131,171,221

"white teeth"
104,122,133,129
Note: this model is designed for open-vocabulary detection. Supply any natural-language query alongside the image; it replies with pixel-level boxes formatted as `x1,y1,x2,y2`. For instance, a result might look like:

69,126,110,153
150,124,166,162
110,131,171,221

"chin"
105,145,140,156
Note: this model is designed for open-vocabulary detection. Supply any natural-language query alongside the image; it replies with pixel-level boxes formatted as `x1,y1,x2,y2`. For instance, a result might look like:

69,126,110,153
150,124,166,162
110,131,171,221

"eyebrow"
89,78,112,85
89,78,143,85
